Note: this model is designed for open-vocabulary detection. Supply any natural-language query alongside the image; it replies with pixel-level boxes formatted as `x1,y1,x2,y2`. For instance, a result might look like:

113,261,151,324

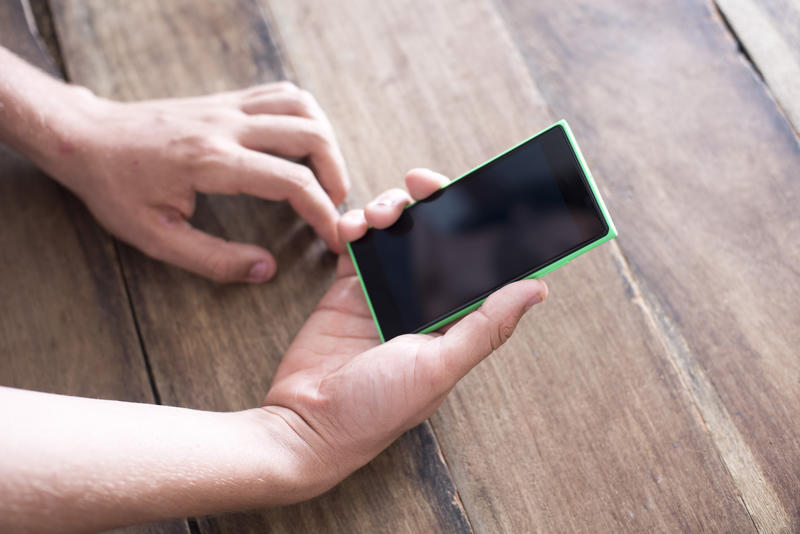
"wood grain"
263,0,756,531
49,0,472,532
0,0,150,423
715,0,800,134
0,2,189,533
494,0,800,531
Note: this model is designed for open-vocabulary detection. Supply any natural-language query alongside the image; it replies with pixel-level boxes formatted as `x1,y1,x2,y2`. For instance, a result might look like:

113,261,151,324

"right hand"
43,81,349,283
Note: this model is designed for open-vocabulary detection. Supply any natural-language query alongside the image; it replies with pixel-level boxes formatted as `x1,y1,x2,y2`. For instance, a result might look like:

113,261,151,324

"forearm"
0,46,92,178
0,386,314,533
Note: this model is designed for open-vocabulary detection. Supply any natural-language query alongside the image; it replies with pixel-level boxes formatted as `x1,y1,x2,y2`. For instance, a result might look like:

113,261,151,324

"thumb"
434,278,548,387
145,218,277,284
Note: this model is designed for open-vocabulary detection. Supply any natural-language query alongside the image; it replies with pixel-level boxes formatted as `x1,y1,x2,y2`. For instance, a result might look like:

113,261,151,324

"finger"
432,278,548,387
241,89,328,123
336,209,366,279
363,188,413,229
239,80,301,100
338,209,368,243
335,210,368,278
148,215,277,284
336,251,357,279
198,148,341,253
405,168,450,200
238,115,350,205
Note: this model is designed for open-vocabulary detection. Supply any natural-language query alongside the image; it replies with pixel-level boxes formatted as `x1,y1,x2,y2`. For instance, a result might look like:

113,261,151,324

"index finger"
202,147,341,253
239,115,350,206
405,168,450,200
339,168,452,244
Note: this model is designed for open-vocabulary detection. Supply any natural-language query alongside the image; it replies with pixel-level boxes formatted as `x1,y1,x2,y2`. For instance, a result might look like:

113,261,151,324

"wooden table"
2,0,798,532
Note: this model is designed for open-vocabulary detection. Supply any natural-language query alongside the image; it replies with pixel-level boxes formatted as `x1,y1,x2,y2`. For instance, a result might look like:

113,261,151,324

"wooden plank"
0,0,56,75
0,2,189,533
493,0,800,531
263,0,756,532
0,0,151,427
715,0,800,134
193,426,471,533
49,1,472,532
28,0,68,77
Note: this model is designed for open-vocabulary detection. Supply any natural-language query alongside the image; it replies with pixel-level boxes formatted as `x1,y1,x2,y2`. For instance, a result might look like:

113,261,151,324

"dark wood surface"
494,0,800,531
0,2,189,534
1,0,797,532
264,1,755,532
0,0,150,404
48,0,471,533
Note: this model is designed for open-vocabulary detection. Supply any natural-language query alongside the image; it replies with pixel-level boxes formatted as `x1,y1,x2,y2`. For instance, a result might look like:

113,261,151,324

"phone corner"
605,223,618,241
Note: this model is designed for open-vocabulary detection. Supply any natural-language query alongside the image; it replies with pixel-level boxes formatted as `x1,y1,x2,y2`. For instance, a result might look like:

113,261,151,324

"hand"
263,168,549,497
44,81,349,283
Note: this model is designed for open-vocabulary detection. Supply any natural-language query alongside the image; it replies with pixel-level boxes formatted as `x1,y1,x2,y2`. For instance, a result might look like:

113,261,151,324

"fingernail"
524,294,543,312
374,198,398,208
247,261,270,283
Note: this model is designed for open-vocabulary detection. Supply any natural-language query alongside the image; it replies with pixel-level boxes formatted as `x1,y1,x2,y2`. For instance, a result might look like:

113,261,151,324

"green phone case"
347,119,617,343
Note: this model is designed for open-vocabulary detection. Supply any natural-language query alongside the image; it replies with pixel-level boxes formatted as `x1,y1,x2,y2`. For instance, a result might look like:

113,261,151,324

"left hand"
262,168,549,497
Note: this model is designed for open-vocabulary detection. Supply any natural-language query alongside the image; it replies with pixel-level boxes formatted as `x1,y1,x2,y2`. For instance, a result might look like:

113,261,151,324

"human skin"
0,47,549,532
0,169,548,532
0,46,349,283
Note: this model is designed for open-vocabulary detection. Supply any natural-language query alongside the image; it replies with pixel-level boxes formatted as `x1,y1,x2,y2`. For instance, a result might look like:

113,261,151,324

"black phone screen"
350,124,609,340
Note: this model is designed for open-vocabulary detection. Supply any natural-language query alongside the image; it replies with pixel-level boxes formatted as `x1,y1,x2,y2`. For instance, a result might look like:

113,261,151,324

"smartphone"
347,120,617,342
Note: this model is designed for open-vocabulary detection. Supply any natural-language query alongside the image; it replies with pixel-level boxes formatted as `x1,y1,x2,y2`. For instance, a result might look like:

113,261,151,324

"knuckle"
276,80,299,93
286,165,316,193
294,90,316,114
298,375,334,412
304,122,333,150
298,88,314,102
72,85,96,100
170,135,229,171
497,321,516,348
199,108,238,125
474,308,503,352
415,342,447,394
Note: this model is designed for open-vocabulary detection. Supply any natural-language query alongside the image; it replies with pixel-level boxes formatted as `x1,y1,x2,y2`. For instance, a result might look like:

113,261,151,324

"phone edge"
346,240,387,343
348,119,617,342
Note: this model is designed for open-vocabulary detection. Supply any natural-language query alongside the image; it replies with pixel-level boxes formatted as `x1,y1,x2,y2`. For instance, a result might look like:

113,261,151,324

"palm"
263,253,445,467
261,169,546,480
270,254,388,380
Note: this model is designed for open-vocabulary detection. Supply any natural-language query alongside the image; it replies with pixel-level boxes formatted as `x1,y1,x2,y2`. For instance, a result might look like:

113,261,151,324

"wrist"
32,85,109,190
0,48,81,166
253,405,349,502
0,46,109,191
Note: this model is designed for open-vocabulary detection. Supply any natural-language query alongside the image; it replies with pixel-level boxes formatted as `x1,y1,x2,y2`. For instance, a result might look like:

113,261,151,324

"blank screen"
351,125,608,340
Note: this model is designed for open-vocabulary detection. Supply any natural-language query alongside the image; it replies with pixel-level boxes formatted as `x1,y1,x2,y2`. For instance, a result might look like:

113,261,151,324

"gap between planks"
32,0,478,531
26,0,67,78
264,0,790,528
256,2,478,531
112,240,163,405
608,240,789,532
19,1,187,532
26,0,165,409
27,0,788,530
486,0,794,528
710,0,800,139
